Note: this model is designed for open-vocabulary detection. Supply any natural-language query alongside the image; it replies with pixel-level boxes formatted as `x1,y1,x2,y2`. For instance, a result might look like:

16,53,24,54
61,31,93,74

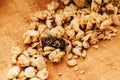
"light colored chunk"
31,55,46,70
65,44,72,54
93,45,99,49
24,67,36,78
80,70,85,74
66,29,75,39
55,14,63,26
76,30,84,40
37,68,49,80
18,54,30,67
33,10,48,20
61,0,70,5
67,53,73,60
11,46,22,55
72,48,81,56
8,66,20,79
47,1,59,11
82,41,90,49
73,0,86,8
11,55,17,64
23,30,39,44
91,0,102,12
49,49,65,62
81,50,87,58
67,59,77,67
44,46,55,52
30,78,40,80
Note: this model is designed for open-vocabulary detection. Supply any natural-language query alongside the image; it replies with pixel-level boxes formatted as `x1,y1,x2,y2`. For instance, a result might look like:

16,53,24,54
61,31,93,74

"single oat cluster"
8,0,120,80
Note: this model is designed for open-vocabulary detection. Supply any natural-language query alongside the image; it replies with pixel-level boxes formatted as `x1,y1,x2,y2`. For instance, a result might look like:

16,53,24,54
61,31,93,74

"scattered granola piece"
80,70,85,74
11,46,22,55
37,68,49,80
74,66,79,71
24,67,36,78
93,44,99,49
81,50,87,58
67,59,77,67
58,72,62,76
67,53,73,60
8,66,20,79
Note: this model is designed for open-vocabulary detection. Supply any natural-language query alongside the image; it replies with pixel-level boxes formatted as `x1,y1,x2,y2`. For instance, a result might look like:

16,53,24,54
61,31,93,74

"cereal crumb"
81,50,87,58
74,66,79,71
58,72,62,76
93,45,99,49
80,70,85,74
67,59,77,67
67,53,73,60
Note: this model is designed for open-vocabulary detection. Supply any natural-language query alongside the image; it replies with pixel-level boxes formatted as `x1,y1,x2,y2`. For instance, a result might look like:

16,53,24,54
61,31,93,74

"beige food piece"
67,53,73,60
31,55,46,70
24,67,36,78
44,46,55,52
72,41,82,47
50,26,65,37
11,46,22,55
67,59,77,67
31,42,40,48
80,70,85,74
106,3,114,11
65,44,72,54
73,55,79,59
8,66,20,79
93,44,99,49
33,10,48,20
58,72,62,76
61,0,70,5
113,15,120,26
100,19,112,30
55,14,63,26
76,30,84,40
46,19,53,29
73,0,86,8
23,47,38,57
18,54,30,67
66,29,75,39
37,68,49,80
30,78,40,80
74,66,79,71
23,30,39,44
72,48,81,56
38,24,47,35
91,0,102,12
18,71,26,79
82,41,90,49
42,51,52,56
11,55,17,64
49,49,65,62
81,50,87,58
70,18,80,32
82,33,92,41
47,1,59,11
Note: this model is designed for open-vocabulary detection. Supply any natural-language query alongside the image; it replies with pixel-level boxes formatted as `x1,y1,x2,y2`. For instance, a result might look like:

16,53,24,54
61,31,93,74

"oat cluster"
8,0,120,80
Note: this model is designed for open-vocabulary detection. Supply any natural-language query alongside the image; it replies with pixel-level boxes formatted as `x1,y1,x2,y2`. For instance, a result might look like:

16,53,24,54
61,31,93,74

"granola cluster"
8,0,120,80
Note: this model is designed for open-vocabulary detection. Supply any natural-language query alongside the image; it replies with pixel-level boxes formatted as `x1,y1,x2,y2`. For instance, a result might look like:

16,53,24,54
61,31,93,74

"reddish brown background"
0,0,120,80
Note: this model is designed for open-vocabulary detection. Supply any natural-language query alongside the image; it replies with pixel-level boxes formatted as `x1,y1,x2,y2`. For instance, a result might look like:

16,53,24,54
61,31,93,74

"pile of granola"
8,0,120,80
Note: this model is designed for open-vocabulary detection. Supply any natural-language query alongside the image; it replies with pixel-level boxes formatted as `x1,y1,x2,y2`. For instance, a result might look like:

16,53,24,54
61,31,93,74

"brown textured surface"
0,0,120,80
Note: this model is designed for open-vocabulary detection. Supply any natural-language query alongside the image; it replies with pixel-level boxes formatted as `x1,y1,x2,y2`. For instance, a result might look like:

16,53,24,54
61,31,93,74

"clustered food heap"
8,0,120,80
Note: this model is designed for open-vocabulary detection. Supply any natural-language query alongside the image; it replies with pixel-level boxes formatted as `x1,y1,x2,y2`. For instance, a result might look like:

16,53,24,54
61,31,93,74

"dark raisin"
41,37,53,47
41,36,65,50
87,0,92,4
51,37,65,50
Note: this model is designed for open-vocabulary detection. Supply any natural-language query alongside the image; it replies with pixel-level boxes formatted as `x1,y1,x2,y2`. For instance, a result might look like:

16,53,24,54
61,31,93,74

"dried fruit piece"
42,36,66,50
